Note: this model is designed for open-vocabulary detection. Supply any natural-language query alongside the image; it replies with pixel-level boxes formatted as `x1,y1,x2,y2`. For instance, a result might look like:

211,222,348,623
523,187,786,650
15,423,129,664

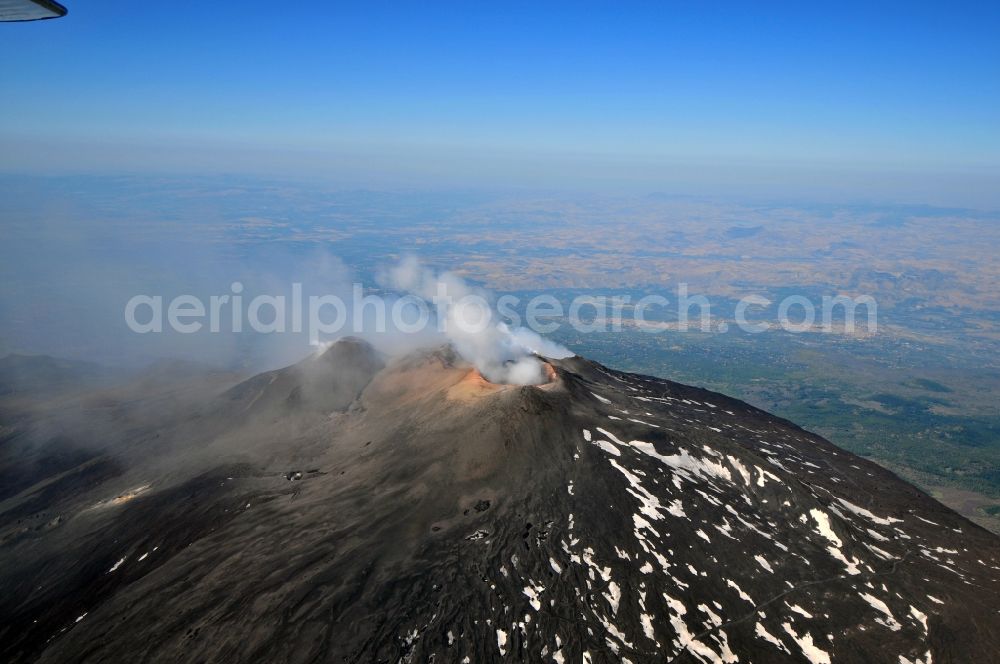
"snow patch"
755,622,789,653
859,592,902,631
782,623,831,664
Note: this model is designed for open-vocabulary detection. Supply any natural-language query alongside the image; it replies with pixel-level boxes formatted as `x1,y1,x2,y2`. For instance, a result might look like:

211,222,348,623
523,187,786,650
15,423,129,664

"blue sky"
2,1,998,201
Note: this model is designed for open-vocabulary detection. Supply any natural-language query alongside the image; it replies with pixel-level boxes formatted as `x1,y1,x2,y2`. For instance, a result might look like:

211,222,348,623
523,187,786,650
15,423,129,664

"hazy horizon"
2,2,999,206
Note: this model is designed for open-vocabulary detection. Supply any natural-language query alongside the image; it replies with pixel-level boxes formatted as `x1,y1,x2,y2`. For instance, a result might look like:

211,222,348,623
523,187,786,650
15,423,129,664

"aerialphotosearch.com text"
123,282,877,343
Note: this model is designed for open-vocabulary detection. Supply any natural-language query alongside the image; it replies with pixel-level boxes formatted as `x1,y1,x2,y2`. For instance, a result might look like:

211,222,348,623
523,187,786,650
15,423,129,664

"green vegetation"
913,378,953,393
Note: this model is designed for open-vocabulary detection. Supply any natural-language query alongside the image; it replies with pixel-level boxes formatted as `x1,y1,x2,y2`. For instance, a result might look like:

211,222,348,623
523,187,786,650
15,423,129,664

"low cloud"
381,256,572,384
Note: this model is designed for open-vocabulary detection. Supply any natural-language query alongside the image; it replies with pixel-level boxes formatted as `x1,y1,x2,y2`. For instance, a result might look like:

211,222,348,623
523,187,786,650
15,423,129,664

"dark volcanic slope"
1,341,999,663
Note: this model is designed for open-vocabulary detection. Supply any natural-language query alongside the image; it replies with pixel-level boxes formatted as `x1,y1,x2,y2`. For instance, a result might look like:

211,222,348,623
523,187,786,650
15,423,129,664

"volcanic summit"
1,339,998,663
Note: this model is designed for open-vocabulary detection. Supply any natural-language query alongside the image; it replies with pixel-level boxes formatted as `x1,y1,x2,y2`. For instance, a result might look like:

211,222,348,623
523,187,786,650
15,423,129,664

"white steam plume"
382,257,573,385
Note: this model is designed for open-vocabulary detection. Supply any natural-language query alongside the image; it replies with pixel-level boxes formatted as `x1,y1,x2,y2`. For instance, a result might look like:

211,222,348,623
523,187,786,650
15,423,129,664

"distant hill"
0,354,121,395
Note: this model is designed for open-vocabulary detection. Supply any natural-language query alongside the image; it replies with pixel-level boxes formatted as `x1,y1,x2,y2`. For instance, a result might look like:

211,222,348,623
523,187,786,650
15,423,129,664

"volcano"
1,339,998,663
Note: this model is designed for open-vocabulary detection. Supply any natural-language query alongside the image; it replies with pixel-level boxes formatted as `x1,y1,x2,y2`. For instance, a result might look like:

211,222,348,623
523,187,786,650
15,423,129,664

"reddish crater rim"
475,360,558,386
541,361,557,383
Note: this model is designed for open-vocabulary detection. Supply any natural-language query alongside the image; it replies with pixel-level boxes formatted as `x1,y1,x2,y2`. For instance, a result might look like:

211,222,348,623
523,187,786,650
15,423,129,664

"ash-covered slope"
1,340,999,664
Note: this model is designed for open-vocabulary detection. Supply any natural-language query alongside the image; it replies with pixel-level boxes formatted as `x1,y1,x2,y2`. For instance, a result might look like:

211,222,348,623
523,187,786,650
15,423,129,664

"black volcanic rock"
0,341,998,663
223,336,384,417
